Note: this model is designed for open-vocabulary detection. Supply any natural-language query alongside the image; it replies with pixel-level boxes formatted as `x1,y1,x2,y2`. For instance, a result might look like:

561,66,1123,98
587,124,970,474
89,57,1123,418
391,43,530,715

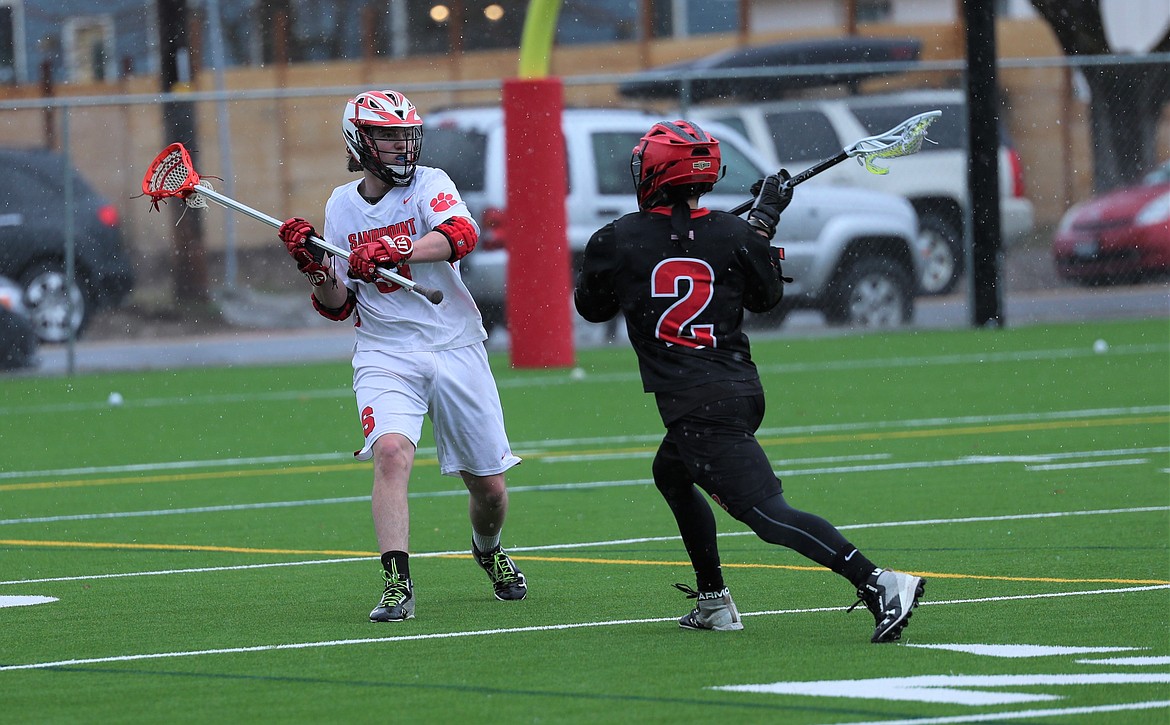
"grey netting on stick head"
850,110,941,175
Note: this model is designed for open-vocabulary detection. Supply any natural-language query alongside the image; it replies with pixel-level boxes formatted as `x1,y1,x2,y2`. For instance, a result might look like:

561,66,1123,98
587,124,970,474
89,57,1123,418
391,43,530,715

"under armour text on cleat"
369,571,415,622
473,543,528,601
849,569,925,643
674,583,744,631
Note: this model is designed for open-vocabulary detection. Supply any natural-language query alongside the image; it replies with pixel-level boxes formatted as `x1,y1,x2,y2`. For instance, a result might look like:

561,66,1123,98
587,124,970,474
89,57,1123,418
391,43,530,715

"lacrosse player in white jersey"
277,89,527,622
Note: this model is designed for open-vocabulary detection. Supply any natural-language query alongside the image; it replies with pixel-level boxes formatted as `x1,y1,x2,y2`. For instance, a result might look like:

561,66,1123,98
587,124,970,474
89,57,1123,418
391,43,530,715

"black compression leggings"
738,493,874,586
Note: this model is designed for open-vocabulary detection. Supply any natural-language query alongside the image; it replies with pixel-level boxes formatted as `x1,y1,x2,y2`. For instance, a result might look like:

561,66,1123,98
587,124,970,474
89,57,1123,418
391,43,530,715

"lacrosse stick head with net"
848,110,942,176
142,143,213,212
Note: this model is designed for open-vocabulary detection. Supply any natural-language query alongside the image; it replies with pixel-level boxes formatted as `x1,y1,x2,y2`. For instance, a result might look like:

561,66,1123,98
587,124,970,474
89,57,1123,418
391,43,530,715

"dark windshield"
423,127,487,192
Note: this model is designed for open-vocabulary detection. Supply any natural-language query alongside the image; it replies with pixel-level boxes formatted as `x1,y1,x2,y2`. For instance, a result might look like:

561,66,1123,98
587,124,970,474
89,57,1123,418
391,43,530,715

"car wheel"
824,257,914,327
915,211,962,296
19,261,88,343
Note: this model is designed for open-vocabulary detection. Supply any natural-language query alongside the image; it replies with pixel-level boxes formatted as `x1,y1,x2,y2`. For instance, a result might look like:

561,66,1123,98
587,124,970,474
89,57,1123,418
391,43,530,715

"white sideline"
1,404,1165,480
1,445,1165,526
824,700,1170,725
0,584,1166,673
1,506,1166,586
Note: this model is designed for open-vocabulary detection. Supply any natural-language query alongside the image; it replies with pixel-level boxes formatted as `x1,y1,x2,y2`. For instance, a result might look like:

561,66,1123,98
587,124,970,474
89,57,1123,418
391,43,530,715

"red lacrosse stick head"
142,142,202,212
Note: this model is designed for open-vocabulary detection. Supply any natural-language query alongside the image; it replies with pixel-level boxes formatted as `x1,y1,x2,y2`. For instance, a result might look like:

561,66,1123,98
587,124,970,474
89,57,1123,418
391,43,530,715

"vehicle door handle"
598,209,622,216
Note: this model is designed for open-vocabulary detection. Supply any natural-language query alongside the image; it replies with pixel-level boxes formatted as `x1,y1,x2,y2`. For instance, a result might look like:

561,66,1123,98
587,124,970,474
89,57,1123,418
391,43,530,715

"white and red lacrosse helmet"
630,120,722,209
342,90,424,186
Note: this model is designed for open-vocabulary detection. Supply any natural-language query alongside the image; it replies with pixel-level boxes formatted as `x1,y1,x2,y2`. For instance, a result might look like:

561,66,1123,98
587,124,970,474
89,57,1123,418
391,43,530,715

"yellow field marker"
6,539,1166,586
0,539,372,557
3,414,1164,494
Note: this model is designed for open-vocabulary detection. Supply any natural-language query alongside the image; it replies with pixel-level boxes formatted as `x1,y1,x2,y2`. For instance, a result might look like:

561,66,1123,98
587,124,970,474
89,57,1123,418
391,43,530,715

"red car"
1053,160,1170,285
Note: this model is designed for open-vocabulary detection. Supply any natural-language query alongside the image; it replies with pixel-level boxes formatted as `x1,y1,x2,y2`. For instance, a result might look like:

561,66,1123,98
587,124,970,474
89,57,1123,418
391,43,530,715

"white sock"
472,530,501,553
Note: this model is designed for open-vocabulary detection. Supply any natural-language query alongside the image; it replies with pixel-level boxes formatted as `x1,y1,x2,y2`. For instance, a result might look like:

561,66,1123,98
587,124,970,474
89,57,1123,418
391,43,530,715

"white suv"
424,107,921,331
691,90,1035,295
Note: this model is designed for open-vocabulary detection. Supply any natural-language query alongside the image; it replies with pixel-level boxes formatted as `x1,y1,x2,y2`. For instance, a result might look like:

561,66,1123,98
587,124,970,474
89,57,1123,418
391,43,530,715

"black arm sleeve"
739,231,785,314
574,223,622,323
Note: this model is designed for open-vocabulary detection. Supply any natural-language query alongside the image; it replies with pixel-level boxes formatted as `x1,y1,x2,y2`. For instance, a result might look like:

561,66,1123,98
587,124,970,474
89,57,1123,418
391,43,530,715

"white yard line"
2,404,1165,481
2,506,1165,586
2,443,1164,526
2,343,1163,418
0,585,1165,673
823,699,1170,725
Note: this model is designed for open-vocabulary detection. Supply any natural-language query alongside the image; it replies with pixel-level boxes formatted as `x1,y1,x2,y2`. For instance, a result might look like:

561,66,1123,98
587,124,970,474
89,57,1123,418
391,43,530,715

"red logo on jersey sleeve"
430,193,456,213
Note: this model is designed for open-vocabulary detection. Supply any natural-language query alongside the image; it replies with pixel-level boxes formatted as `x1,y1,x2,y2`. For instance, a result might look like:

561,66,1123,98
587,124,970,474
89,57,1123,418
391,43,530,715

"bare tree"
1029,0,1170,191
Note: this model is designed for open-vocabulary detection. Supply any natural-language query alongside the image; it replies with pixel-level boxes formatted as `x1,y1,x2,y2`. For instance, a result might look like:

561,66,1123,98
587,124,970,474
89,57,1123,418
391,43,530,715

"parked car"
689,89,1035,295
1052,160,1170,285
0,146,134,342
424,106,920,331
0,275,39,370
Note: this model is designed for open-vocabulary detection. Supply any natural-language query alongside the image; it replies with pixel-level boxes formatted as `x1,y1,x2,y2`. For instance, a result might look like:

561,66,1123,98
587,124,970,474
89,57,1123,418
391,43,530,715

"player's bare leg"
369,433,415,622
464,472,527,601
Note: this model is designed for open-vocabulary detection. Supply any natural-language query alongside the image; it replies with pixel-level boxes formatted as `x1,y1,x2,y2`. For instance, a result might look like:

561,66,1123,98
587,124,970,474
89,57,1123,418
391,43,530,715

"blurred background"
0,0,1166,373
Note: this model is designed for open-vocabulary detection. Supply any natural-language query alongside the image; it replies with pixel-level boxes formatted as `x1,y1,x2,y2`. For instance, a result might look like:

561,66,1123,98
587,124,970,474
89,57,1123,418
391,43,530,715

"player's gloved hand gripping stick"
141,142,444,305
730,110,942,217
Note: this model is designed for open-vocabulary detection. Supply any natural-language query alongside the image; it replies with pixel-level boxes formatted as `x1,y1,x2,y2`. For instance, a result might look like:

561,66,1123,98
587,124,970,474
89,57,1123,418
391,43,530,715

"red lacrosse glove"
348,236,414,283
279,217,329,285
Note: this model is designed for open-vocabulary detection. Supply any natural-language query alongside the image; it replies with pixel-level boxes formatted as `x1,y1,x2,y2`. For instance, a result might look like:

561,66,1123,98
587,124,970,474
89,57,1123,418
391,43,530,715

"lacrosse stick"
730,110,942,216
141,143,444,305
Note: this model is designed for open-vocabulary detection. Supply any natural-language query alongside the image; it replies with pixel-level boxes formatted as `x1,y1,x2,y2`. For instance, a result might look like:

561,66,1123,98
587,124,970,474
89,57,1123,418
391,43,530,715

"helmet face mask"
343,90,424,186
630,120,722,209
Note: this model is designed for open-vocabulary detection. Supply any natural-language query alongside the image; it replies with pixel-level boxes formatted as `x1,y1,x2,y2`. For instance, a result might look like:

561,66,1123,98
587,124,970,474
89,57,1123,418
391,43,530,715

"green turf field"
1,318,1167,723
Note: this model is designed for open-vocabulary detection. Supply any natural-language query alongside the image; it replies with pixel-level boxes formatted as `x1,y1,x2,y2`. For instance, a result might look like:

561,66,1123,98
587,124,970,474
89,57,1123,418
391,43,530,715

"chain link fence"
1,50,1166,369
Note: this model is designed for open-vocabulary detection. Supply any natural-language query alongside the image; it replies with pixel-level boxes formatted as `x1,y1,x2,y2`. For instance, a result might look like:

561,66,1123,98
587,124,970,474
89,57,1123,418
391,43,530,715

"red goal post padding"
503,77,574,368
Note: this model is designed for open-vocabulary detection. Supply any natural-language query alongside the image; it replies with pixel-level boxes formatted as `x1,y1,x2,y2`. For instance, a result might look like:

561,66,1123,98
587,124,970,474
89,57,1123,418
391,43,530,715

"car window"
422,127,487,192
592,131,642,195
1144,161,1170,185
704,115,748,139
763,110,841,161
714,141,765,195
851,103,966,150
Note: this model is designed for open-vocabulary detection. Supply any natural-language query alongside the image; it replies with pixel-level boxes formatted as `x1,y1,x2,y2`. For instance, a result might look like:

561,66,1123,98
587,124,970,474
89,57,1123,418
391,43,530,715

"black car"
0,147,134,342
0,277,38,370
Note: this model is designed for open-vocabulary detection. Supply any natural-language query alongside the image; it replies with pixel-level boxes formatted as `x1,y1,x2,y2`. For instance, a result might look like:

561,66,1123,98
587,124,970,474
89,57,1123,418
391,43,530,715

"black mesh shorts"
653,394,782,517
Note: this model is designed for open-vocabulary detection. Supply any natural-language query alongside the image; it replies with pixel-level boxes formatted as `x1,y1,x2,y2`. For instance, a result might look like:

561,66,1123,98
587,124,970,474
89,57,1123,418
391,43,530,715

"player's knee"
464,473,508,507
372,434,414,475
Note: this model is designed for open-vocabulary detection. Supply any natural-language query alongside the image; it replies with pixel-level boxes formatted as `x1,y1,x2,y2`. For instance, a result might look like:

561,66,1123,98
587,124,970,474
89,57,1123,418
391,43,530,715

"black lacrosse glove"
747,169,793,240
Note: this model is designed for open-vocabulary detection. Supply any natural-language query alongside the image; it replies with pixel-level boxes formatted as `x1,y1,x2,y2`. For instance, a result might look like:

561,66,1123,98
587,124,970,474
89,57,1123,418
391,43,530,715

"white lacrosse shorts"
351,343,522,478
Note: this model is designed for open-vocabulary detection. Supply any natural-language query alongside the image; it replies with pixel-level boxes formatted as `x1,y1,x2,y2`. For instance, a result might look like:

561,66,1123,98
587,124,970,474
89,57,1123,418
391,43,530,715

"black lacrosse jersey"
575,206,785,422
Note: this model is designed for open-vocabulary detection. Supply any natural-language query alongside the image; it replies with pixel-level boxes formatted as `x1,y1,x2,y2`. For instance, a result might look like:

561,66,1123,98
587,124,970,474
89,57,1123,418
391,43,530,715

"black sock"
381,550,410,580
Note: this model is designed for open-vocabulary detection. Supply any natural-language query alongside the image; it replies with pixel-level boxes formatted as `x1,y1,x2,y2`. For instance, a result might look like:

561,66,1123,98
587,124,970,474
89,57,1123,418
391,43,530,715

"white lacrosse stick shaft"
191,182,443,304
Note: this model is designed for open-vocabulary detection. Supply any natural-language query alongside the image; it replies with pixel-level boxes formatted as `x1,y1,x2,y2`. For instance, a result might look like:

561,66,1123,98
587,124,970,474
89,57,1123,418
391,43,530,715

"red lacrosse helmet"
342,89,424,186
630,120,721,209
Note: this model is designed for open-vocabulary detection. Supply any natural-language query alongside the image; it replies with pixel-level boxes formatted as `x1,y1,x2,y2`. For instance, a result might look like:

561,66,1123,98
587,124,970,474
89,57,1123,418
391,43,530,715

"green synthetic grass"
1,318,1167,723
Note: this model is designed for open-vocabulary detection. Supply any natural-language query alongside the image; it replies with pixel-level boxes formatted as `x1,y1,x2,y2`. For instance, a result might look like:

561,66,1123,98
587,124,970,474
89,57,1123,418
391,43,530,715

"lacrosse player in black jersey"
573,120,924,643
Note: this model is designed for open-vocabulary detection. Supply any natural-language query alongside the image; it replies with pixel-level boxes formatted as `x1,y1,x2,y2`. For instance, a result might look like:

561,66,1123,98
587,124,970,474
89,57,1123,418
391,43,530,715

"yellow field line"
758,415,1169,446
6,540,1166,586
488,554,1170,586
0,539,372,557
3,415,1165,494
0,462,376,493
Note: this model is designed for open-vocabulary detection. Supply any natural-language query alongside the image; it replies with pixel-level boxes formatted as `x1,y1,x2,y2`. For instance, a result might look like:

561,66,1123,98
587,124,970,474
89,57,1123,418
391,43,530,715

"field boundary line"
1,405,1165,482
1,343,1165,419
2,506,1165,587
821,699,1170,725
0,585,1165,674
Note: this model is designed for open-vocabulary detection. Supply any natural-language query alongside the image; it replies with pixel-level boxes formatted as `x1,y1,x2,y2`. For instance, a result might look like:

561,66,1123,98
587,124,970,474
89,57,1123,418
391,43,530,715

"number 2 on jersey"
652,258,715,348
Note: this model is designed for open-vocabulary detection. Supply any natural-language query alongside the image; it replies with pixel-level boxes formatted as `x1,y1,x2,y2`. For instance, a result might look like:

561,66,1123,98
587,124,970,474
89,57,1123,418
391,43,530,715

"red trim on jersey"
647,206,711,218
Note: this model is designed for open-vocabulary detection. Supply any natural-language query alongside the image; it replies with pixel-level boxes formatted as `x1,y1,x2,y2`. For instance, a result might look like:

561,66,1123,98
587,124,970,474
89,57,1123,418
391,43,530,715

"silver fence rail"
1,52,1166,372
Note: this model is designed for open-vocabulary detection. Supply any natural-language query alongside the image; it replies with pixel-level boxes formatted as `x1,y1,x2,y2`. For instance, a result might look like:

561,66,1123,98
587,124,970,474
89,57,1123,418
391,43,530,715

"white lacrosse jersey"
323,166,487,352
